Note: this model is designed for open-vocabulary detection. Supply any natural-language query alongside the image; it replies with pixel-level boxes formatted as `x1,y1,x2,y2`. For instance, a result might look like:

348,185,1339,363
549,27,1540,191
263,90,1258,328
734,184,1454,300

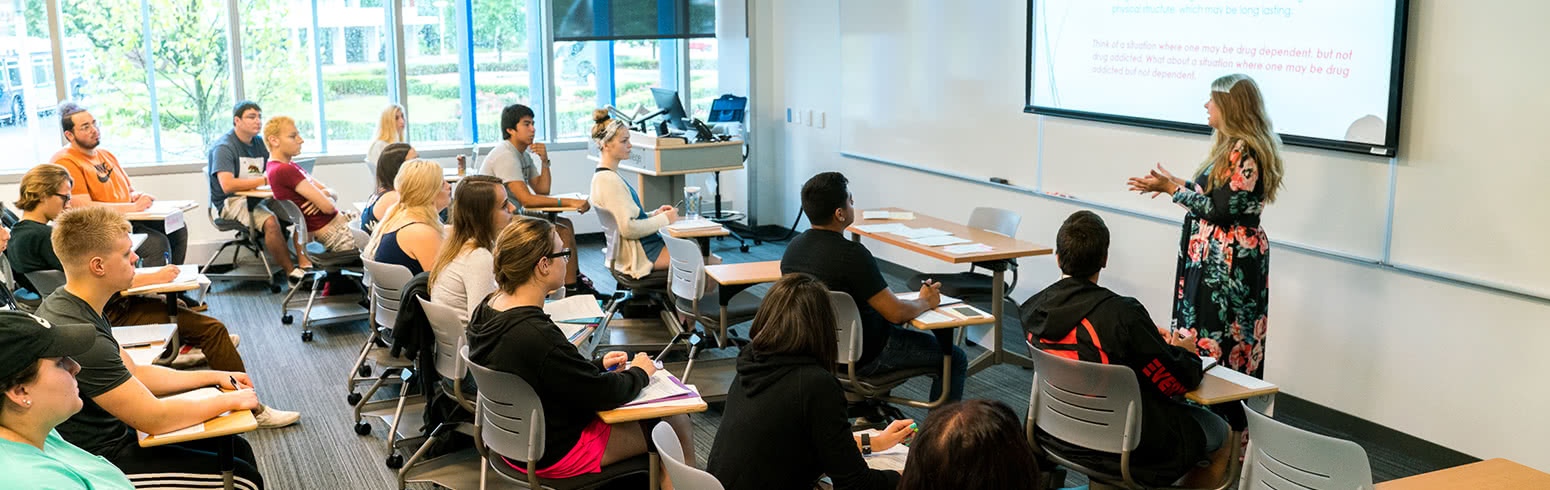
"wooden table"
848,208,1052,375
525,204,585,223
667,224,731,257
1185,366,1280,407
139,408,258,490
596,393,707,490
124,200,199,221
704,260,782,347
127,266,210,317
234,188,273,199
442,168,463,183
1376,458,1550,489
910,302,996,330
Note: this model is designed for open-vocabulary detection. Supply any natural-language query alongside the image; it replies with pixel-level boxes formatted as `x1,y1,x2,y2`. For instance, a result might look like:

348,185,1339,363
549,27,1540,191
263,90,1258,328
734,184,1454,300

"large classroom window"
11,0,724,168
1,0,62,172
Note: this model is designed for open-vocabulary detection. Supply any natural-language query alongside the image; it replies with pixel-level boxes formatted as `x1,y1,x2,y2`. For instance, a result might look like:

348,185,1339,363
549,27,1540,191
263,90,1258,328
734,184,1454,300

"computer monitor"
651,87,689,131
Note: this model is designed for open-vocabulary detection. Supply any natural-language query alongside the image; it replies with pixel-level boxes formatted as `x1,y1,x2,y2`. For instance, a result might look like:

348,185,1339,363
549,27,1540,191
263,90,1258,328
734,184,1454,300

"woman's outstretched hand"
1127,163,1180,197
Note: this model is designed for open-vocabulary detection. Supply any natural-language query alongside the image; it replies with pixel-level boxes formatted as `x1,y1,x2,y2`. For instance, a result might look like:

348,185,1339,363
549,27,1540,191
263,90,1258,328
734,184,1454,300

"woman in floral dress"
1128,73,1284,380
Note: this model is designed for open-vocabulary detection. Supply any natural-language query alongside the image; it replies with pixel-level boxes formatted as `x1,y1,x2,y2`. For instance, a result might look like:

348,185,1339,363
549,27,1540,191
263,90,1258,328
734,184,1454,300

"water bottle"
683,186,702,221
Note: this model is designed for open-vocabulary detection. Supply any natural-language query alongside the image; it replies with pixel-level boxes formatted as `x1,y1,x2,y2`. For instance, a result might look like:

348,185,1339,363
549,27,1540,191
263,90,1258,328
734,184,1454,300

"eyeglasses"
544,249,570,261
55,193,72,204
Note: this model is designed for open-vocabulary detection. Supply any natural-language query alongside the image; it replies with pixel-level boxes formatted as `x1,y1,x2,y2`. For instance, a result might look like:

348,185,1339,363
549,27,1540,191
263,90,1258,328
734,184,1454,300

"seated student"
262,116,358,281
35,207,273,489
483,103,596,296
50,101,182,267
360,142,415,233
781,172,967,410
208,100,297,276
588,110,679,279
365,104,406,176
0,310,136,489
430,175,515,321
365,160,452,275
1021,210,1230,487
896,399,1042,490
466,217,695,487
707,273,913,490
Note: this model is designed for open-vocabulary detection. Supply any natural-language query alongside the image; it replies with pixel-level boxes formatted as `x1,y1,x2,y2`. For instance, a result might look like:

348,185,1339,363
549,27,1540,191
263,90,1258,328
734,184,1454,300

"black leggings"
110,435,264,489
132,220,188,266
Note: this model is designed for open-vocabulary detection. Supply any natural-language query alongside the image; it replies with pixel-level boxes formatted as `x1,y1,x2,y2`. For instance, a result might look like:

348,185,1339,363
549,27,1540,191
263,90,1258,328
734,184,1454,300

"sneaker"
169,347,206,369
229,334,241,348
253,405,301,429
287,268,307,283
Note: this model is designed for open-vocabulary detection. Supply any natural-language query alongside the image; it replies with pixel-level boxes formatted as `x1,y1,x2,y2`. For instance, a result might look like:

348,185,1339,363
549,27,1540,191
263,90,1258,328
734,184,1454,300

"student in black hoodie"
1020,210,1231,487
465,217,695,485
707,273,914,490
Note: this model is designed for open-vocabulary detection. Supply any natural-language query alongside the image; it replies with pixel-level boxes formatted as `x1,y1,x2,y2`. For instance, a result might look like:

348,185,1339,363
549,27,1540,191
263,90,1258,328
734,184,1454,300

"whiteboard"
839,0,1391,262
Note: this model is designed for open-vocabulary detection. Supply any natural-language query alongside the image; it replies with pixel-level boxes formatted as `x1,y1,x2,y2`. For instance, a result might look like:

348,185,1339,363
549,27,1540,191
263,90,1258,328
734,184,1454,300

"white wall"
748,0,1550,471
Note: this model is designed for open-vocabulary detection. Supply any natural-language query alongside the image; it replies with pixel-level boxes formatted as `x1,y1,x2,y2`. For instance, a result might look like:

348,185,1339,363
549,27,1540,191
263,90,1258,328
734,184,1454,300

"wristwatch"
860,433,872,455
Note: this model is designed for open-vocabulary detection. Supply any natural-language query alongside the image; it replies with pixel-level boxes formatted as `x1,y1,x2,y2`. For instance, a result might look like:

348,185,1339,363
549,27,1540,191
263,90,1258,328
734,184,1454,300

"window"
404,0,465,147
60,0,159,163
318,2,391,154
0,1,59,172
470,0,535,143
240,0,320,145
688,38,719,117
552,39,667,140
148,0,233,161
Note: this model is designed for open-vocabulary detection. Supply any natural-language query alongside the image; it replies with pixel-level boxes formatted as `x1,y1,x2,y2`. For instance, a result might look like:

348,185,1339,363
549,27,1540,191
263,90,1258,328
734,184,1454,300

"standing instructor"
1127,73,1284,380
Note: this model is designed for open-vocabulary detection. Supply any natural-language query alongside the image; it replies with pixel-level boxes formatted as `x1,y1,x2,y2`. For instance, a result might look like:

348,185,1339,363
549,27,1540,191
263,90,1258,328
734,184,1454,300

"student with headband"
587,109,679,279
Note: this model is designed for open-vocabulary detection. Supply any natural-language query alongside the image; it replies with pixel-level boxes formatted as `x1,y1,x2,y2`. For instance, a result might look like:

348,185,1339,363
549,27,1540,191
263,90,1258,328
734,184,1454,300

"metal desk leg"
695,237,711,257
967,268,1033,375
165,293,179,318
220,435,235,490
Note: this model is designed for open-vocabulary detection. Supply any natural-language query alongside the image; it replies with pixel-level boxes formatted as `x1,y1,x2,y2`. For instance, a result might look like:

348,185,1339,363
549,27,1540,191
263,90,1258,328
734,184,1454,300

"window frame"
7,0,718,174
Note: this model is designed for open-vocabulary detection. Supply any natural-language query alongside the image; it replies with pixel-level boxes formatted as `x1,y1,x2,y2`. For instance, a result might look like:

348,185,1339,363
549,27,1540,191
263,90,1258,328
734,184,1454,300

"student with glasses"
465,217,697,487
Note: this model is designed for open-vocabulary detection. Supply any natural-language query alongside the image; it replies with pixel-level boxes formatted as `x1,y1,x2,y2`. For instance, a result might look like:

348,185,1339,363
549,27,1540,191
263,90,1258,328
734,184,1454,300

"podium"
588,130,744,208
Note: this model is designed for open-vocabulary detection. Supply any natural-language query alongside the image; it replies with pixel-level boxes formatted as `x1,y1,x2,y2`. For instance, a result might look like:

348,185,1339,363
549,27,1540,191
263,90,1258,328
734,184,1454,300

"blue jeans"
856,327,967,404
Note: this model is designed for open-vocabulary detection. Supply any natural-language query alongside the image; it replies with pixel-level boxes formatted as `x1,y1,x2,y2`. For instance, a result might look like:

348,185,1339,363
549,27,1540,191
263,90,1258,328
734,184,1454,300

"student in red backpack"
1020,210,1231,487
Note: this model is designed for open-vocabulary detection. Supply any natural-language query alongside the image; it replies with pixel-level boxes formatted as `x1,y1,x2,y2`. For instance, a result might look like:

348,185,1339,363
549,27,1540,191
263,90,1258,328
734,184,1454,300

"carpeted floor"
196,232,1457,489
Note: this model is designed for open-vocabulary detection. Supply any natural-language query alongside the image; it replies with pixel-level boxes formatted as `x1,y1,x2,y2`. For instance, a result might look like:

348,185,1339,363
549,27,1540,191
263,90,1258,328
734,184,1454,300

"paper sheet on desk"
908,235,970,246
113,323,177,348
621,371,695,407
943,243,993,254
146,200,197,214
855,429,909,471
125,264,203,294
1206,363,1274,390
890,227,952,239
162,210,185,233
551,192,588,200
854,223,908,234
896,291,963,307
862,210,914,220
913,310,953,324
667,219,722,232
544,296,606,322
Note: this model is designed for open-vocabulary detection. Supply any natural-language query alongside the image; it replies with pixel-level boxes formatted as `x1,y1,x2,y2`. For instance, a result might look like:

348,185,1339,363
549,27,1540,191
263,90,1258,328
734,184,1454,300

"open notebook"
125,264,204,295
620,371,696,407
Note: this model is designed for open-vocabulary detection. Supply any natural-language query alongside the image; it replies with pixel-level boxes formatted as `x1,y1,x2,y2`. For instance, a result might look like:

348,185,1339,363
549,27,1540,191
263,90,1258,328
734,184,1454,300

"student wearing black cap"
0,310,135,489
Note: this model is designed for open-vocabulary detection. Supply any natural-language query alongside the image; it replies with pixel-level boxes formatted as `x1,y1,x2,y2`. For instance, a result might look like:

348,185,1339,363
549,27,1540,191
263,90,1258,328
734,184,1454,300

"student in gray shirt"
480,103,597,296
207,100,297,276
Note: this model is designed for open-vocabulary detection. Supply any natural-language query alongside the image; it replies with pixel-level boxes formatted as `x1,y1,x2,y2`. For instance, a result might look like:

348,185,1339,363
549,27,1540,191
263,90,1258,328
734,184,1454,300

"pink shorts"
504,417,612,479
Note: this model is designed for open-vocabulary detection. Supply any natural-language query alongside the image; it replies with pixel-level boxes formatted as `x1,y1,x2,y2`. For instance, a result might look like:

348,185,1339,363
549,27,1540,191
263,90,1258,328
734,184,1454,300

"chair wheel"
740,245,750,253
269,285,281,293
358,365,372,377
755,240,764,245
281,314,293,325
346,392,363,405
354,422,372,435
385,454,404,469
301,331,313,342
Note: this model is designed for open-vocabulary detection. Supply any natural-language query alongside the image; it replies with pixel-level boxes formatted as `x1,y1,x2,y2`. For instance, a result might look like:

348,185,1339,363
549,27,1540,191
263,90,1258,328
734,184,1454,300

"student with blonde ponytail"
587,109,679,279
1127,73,1283,381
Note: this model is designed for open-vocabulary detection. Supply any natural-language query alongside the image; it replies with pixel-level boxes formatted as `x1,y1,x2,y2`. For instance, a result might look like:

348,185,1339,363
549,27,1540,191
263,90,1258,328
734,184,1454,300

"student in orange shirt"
49,102,184,268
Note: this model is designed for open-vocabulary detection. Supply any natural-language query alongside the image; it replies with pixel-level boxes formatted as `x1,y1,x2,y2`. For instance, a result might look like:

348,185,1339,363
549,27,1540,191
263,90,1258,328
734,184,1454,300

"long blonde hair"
1194,74,1285,203
365,159,444,255
374,104,406,144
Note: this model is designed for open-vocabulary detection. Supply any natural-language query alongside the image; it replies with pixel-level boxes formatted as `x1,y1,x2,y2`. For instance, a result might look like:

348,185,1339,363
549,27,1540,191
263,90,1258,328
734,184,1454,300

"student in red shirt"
261,117,357,281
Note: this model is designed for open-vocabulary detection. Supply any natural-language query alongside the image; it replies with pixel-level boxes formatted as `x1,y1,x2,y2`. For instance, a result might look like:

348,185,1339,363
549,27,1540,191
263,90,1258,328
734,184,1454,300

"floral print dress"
1171,140,1271,379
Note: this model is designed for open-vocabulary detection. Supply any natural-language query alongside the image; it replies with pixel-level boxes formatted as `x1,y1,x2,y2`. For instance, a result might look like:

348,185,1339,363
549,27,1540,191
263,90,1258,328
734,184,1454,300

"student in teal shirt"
0,311,133,489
